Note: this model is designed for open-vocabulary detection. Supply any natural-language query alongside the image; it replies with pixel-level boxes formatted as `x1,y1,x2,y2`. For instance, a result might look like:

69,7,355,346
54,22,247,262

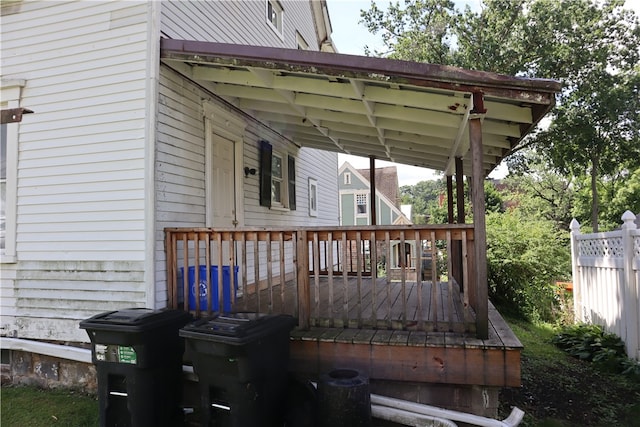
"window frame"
266,0,284,38
0,79,25,263
356,193,368,216
344,172,351,185
271,151,285,207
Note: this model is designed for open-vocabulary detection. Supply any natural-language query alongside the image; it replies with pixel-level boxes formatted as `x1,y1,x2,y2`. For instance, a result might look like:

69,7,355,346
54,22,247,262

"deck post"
469,93,488,339
296,230,311,329
369,156,377,226
446,175,454,223
453,157,465,290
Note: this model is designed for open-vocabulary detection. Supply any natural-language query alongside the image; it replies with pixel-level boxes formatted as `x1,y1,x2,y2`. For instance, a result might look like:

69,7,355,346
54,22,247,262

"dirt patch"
499,354,640,426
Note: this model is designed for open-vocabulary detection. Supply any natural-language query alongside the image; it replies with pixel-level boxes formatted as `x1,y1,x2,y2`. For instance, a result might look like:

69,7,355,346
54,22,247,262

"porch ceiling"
160,39,561,176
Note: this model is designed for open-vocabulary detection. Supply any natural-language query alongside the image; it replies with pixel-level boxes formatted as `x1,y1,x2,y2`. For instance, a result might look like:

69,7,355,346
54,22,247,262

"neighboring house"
338,162,417,278
338,162,409,226
0,1,337,343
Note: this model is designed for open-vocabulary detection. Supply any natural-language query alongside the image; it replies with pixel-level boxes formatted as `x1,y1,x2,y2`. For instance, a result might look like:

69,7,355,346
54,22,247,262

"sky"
325,0,640,185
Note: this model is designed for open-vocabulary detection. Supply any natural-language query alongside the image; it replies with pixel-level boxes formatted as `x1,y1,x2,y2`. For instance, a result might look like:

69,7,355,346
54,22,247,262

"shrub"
486,209,571,321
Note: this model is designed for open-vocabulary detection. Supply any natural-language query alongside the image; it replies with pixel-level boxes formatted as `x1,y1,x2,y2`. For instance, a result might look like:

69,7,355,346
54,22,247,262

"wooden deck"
287,302,522,387
235,277,522,388
236,276,475,332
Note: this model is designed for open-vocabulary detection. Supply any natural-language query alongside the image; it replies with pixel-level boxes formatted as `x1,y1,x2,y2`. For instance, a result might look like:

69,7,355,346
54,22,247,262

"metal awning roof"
160,39,561,176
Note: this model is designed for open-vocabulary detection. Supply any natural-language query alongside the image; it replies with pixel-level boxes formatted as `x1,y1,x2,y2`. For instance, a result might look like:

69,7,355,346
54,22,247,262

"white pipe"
372,404,458,427
1,338,91,363
371,394,524,427
1,337,198,380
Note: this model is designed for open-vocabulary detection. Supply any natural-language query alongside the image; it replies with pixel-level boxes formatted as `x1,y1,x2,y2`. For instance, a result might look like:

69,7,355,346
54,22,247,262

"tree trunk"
591,151,599,232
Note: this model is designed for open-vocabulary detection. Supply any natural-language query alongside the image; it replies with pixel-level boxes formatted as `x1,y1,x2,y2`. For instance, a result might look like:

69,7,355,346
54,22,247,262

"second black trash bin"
80,308,192,427
180,312,296,427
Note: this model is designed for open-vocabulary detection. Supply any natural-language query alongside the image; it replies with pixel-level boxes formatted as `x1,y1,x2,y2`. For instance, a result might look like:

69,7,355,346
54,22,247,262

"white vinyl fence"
570,211,640,360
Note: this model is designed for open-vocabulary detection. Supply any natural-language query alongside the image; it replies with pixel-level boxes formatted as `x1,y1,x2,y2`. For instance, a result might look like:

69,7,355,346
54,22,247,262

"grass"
499,316,640,427
1,386,99,427
2,318,639,427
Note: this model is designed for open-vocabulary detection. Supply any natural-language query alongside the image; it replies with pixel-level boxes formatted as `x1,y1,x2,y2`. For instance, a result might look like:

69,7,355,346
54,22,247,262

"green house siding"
378,196,392,224
356,217,369,226
341,194,355,226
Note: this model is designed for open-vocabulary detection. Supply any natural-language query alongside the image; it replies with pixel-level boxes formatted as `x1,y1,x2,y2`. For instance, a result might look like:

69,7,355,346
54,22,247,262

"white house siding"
154,0,337,306
155,65,339,306
160,0,319,51
0,1,150,342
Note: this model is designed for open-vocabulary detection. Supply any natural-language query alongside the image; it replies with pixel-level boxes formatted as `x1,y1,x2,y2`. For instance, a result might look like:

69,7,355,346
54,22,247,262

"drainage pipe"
371,393,524,427
1,338,199,380
1,338,91,363
372,404,458,427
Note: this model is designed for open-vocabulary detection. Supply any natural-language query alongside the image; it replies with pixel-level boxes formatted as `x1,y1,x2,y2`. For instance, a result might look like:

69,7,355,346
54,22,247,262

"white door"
212,132,237,227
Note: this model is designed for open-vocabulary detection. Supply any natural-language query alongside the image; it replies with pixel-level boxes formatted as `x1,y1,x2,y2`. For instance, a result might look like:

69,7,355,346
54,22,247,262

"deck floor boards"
236,275,475,332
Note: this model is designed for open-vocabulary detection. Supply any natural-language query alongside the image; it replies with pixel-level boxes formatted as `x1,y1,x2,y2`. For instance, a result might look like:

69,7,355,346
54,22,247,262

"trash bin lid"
80,308,191,332
180,312,295,343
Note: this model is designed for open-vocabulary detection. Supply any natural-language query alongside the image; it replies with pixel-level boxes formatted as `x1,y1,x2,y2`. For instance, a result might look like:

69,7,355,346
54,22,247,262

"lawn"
2,317,639,427
1,386,98,427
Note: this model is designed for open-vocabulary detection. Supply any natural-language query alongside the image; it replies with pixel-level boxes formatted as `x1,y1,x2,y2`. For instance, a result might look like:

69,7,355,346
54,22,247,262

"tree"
360,0,640,230
399,178,445,223
506,150,576,231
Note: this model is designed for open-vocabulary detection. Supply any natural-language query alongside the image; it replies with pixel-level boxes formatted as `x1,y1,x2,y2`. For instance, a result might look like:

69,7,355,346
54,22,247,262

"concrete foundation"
1,349,97,393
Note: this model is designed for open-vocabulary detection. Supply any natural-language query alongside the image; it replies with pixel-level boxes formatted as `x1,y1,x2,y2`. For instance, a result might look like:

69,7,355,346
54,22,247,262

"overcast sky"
325,0,639,185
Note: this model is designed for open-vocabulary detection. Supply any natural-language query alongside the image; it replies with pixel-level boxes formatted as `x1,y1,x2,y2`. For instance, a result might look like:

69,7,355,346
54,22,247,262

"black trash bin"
180,312,296,427
80,308,192,427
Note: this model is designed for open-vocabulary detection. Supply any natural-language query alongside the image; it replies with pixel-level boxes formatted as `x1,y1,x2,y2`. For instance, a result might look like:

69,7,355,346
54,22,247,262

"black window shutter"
259,140,272,207
288,155,296,210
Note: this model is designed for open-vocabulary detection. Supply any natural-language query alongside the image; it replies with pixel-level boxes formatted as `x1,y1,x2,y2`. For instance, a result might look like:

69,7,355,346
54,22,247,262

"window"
266,0,283,35
308,178,318,217
259,140,296,210
271,152,283,205
356,194,367,215
296,31,308,50
344,172,351,185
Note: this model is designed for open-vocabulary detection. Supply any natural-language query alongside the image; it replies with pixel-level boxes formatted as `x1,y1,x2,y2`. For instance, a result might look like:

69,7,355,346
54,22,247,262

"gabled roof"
339,162,411,224
160,39,561,176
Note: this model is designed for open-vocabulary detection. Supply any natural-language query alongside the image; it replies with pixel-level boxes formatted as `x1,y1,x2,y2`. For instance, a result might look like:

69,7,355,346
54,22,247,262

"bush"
552,324,640,380
486,209,571,321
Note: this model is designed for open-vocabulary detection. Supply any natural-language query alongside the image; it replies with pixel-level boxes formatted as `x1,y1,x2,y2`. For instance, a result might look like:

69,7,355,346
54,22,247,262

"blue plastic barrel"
179,265,238,312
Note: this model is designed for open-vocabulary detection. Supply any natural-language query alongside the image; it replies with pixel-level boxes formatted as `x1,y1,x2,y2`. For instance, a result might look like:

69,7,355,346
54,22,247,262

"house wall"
160,0,318,50
154,1,338,307
155,65,339,307
0,1,152,342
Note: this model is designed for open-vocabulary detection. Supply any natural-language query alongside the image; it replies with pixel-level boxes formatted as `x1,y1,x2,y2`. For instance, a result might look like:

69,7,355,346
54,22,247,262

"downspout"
144,1,161,308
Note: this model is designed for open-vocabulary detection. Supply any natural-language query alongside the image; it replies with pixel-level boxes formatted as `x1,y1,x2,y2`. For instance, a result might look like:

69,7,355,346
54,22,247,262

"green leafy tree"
360,0,640,231
505,151,576,231
399,178,446,223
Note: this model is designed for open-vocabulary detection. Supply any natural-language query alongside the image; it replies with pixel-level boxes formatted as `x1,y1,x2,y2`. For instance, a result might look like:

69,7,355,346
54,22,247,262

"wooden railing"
165,225,481,334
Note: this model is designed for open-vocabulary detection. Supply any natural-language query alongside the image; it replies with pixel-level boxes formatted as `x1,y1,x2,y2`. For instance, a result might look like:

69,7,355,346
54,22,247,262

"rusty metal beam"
1,107,33,124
